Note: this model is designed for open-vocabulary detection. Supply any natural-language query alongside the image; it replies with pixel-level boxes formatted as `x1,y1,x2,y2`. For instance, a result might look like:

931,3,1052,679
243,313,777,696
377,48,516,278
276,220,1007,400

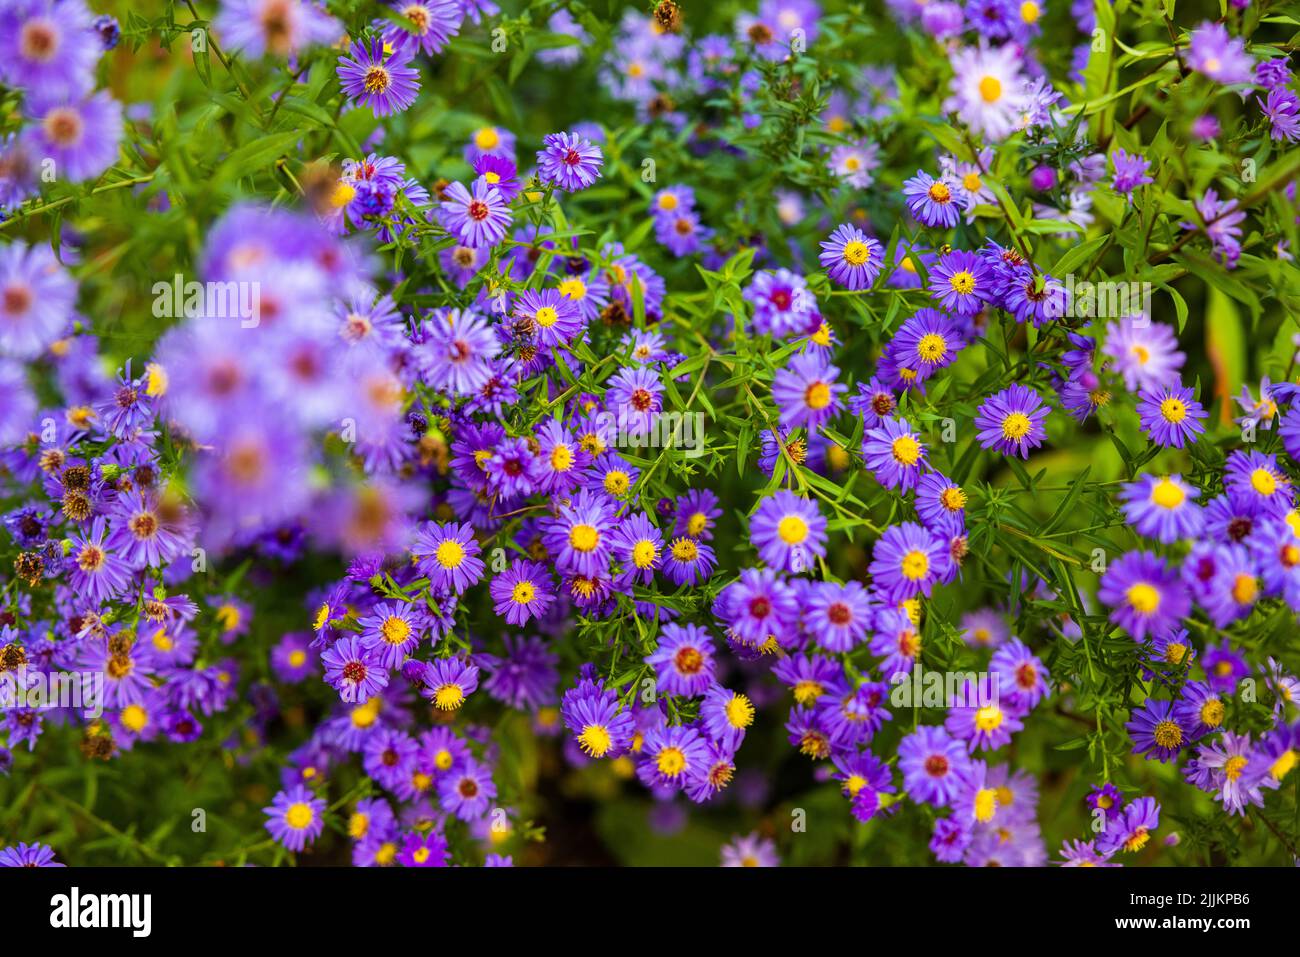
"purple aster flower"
441,178,512,248
1098,551,1190,641
411,521,484,596
869,606,923,676
862,416,928,492
0,0,100,99
914,471,968,531
700,685,755,751
22,89,124,184
419,308,499,397
638,724,711,791
0,242,73,359
771,350,845,430
721,832,779,867
1137,383,1208,448
819,680,892,748
1097,796,1160,854
713,567,801,647
646,622,716,697
104,488,188,569
974,383,1049,458
870,521,950,601
945,680,1024,752
898,725,972,806
439,759,496,821
891,308,966,373
662,534,717,586
1224,449,1294,518
804,580,874,652
744,268,817,338
818,224,882,290
65,517,131,605
264,785,326,853
1197,543,1260,628
543,489,616,578
321,635,389,703
536,131,603,192
396,830,449,867
608,512,663,586
381,0,462,56
1127,698,1190,762
1118,474,1203,543
356,601,423,670
1103,316,1185,391
337,40,420,116
604,364,664,436
928,249,994,315
1195,732,1267,816
1255,722,1299,790
473,153,521,202
561,679,635,758
749,491,827,574
1110,148,1153,200
0,841,63,867
421,656,479,712
489,560,555,626
1202,639,1250,695
931,818,971,862
1187,21,1254,86
903,169,961,228
214,0,340,58
512,287,583,349
673,488,722,541
990,638,1050,710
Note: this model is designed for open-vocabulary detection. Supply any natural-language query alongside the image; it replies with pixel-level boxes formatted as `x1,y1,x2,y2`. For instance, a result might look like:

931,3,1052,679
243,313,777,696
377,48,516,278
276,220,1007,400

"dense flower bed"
1,0,1298,867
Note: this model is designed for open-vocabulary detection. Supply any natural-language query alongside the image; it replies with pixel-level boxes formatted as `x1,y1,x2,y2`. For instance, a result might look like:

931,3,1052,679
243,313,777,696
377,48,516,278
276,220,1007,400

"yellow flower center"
892,435,921,466
511,581,536,604
633,539,659,568
725,694,755,729
1001,412,1031,440
916,333,947,363
901,549,930,580
285,802,314,829
974,787,998,823
671,538,699,562
841,240,870,265
121,704,147,732
940,486,967,511
535,306,559,327
578,724,612,757
559,277,587,300
949,270,976,295
777,515,809,545
1250,468,1278,496
974,705,1003,732
1150,478,1185,509
433,684,465,710
1126,583,1160,614
550,444,573,472
979,75,1003,103
656,746,687,776
927,182,952,203
805,381,832,410
435,539,465,569
1153,720,1182,749
1159,397,1187,423
380,615,411,645
569,524,599,552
